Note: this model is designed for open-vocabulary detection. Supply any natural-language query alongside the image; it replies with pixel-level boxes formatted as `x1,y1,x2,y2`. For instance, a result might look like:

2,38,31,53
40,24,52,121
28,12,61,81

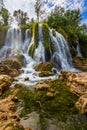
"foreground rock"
59,70,87,114
0,75,13,95
76,95,87,114
20,112,41,130
0,95,23,130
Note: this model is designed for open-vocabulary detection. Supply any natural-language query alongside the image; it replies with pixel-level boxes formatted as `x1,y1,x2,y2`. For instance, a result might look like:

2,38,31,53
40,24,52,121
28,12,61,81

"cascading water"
0,28,23,61
77,43,82,57
0,24,77,87
50,30,73,71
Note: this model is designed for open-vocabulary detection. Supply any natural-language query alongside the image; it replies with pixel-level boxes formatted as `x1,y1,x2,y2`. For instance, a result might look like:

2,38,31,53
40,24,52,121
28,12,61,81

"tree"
0,7,9,25
35,0,42,21
13,9,29,25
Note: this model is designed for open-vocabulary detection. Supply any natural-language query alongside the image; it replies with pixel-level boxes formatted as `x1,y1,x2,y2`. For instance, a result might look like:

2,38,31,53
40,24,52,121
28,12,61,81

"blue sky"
3,0,87,24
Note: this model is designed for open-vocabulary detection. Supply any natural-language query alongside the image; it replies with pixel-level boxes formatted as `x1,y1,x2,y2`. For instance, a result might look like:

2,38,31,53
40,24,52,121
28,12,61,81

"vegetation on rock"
15,79,78,122
34,62,53,71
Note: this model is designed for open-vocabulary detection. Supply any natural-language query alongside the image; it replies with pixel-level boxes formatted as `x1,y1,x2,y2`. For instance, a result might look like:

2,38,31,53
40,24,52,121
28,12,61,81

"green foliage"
42,23,51,61
79,34,87,58
0,7,9,25
16,80,78,122
13,9,29,26
47,7,84,54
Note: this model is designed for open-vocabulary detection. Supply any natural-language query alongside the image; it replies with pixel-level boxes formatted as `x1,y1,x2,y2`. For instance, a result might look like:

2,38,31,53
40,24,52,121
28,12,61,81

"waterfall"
0,25,75,72
34,24,45,62
50,29,73,70
0,28,23,61
22,29,30,53
77,43,82,57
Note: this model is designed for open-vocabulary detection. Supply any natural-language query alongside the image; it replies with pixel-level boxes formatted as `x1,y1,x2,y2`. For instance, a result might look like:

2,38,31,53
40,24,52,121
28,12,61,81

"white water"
0,24,77,87
77,43,82,57
50,30,73,71
0,28,23,61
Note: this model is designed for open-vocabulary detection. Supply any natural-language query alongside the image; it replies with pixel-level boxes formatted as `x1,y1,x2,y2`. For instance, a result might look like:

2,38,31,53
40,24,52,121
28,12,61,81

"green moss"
52,29,56,37
16,79,78,122
34,62,53,71
2,58,22,70
28,22,39,57
42,23,51,61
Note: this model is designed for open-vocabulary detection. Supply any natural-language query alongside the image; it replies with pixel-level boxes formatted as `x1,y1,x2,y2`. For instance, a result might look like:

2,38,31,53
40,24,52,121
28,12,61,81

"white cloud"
3,0,86,22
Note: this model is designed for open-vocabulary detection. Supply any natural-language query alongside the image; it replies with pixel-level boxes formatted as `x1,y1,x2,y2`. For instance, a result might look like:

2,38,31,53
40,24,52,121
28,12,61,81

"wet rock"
24,77,30,81
0,75,13,95
34,62,53,72
14,83,26,88
20,112,41,130
39,71,54,77
1,58,22,70
35,81,50,90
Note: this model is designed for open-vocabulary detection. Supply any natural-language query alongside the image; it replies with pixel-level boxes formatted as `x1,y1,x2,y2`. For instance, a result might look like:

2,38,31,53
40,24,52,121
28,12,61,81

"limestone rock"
0,75,13,95
76,95,87,114
35,81,50,90
59,70,87,114
20,112,41,130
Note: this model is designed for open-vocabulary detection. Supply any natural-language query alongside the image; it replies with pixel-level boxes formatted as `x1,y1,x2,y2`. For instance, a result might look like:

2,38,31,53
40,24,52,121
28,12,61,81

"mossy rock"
34,62,53,72
0,64,19,77
1,58,22,70
42,23,52,61
28,22,38,57
16,79,79,122
4,122,25,130
39,71,54,77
